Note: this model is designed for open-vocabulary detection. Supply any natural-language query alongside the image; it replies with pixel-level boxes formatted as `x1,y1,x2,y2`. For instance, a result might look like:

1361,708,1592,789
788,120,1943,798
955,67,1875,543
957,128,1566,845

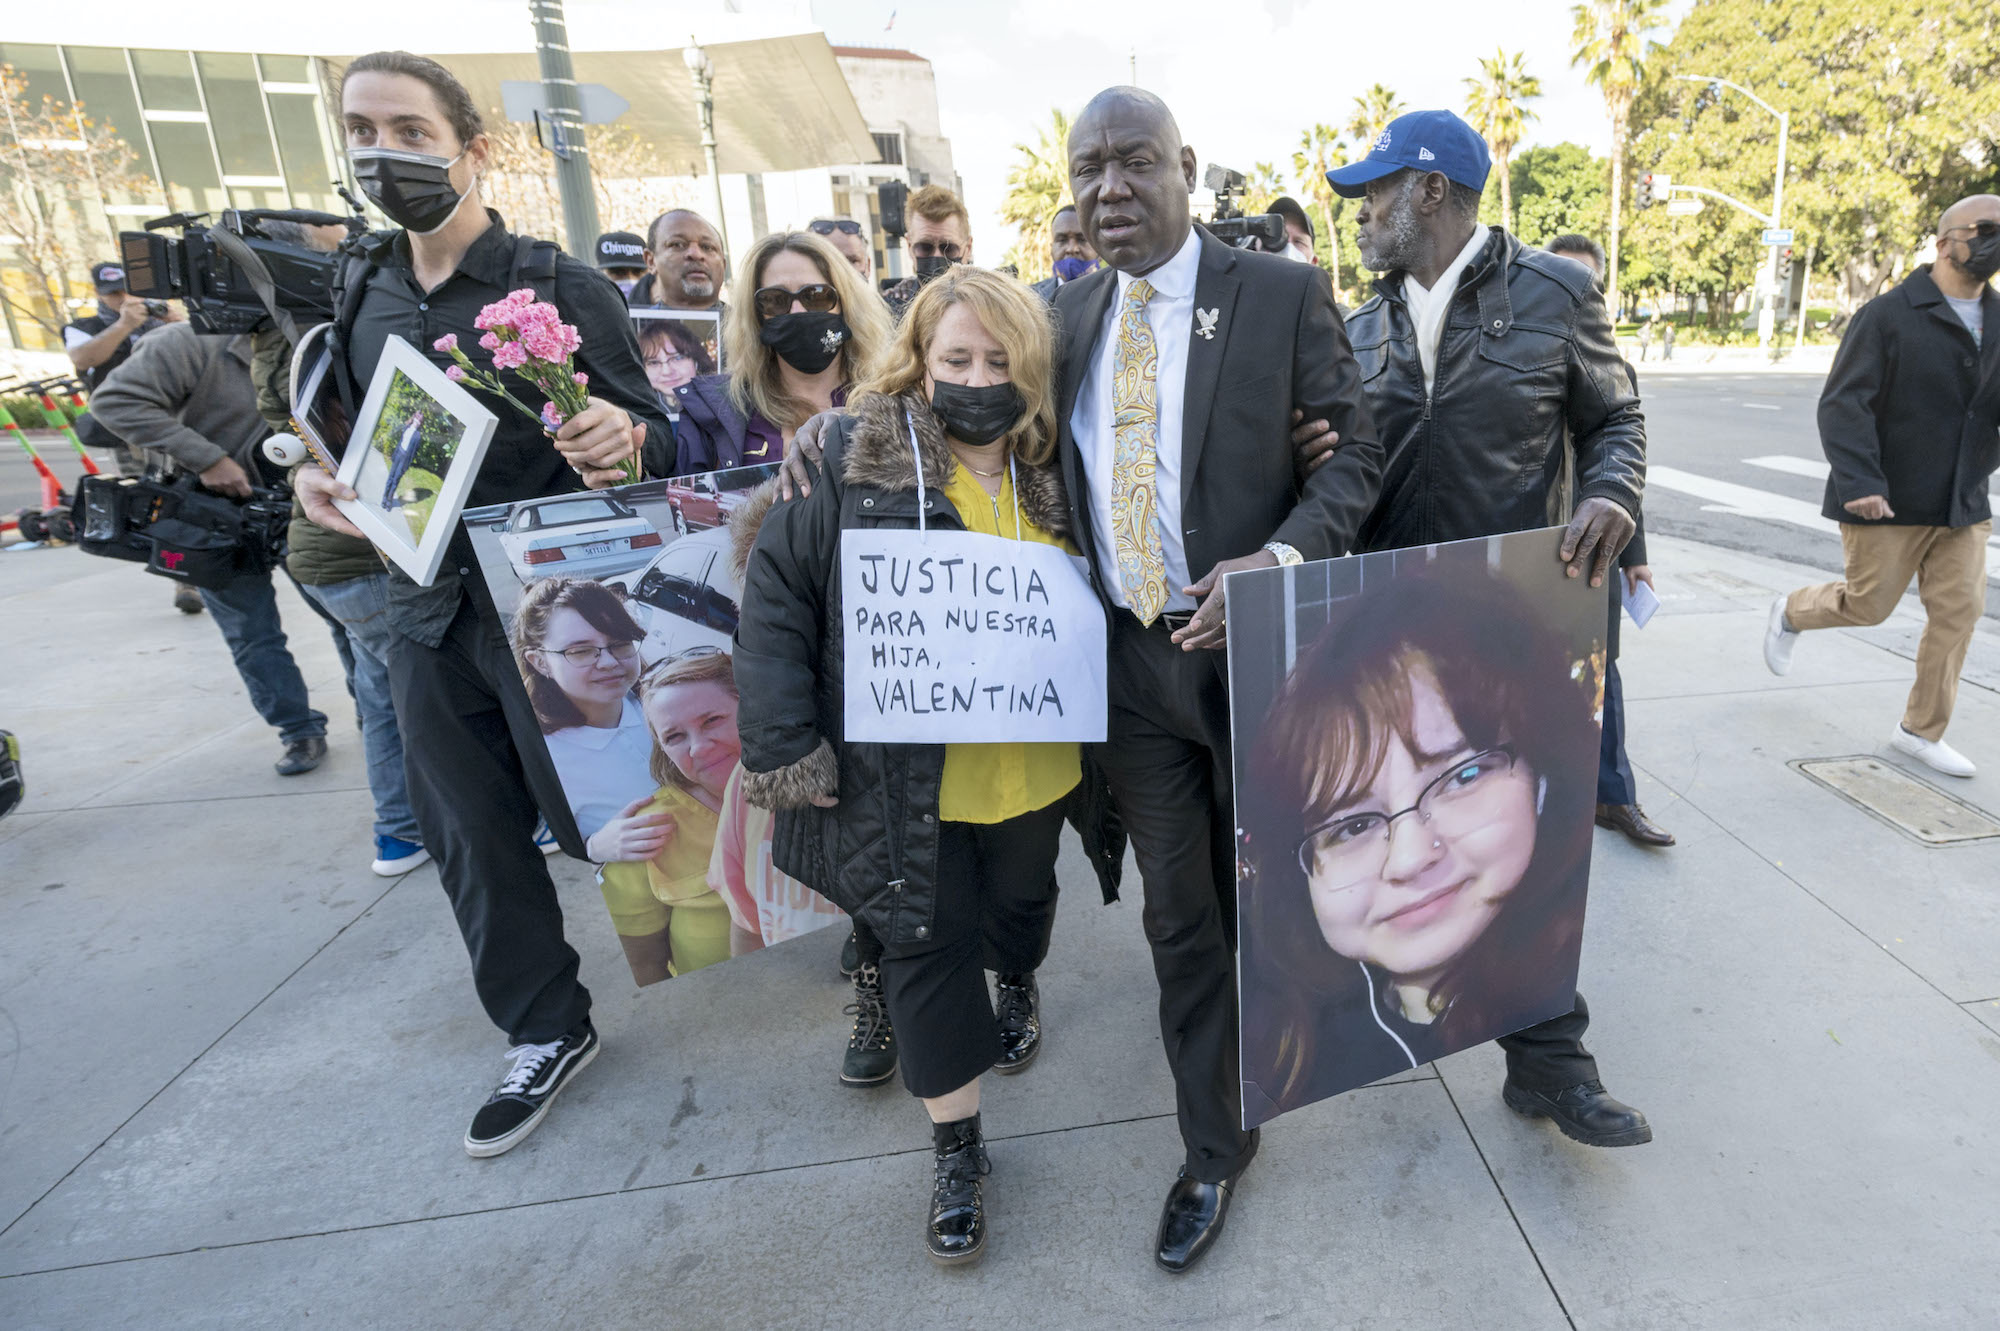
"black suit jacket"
1051,229,1384,596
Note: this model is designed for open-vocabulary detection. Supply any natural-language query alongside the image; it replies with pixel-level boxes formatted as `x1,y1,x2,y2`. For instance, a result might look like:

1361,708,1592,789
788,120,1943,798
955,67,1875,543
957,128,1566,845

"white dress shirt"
1069,226,1204,612
1403,224,1489,394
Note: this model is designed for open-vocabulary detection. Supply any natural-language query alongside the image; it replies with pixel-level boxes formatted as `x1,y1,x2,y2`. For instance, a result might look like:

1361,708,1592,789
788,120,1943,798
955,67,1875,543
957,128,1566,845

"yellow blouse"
936,460,1084,825
642,784,725,904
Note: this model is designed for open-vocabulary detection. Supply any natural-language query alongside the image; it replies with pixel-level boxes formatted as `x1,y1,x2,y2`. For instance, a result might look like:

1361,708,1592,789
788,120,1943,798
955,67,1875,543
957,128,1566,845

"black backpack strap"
508,235,563,305
327,234,394,421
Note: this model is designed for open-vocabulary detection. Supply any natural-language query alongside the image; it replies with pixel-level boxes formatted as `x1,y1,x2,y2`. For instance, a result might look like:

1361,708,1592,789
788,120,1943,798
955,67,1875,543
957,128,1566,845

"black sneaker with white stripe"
464,1020,600,1157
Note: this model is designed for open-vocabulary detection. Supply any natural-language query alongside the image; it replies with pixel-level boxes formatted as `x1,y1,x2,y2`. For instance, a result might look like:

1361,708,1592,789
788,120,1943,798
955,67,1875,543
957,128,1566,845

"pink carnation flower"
478,330,503,353
520,322,582,362
540,400,564,430
491,341,529,371
445,364,466,382
433,333,458,354
572,371,588,386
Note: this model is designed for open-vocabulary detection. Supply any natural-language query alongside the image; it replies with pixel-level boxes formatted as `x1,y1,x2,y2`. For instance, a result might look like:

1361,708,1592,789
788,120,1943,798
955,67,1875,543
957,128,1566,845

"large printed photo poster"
1226,529,1607,1129
465,465,846,986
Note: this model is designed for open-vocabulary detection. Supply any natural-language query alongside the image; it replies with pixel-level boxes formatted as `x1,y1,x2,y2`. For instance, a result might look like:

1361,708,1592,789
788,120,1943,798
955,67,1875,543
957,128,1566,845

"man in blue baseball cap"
1329,109,1657,1153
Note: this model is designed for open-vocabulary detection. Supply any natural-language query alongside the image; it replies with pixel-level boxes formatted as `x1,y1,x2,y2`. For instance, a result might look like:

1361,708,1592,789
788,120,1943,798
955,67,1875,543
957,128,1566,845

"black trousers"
1092,614,1255,1184
1497,992,1599,1092
877,800,1067,1099
387,597,591,1046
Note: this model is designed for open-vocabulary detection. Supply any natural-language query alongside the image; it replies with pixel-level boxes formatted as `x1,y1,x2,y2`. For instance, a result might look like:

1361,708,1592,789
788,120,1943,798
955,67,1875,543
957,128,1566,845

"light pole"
529,0,600,260
683,41,730,263
1676,74,1788,351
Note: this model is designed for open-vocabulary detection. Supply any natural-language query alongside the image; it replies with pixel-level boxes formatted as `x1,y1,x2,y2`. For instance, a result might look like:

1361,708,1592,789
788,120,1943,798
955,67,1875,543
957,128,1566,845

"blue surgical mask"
1053,256,1097,282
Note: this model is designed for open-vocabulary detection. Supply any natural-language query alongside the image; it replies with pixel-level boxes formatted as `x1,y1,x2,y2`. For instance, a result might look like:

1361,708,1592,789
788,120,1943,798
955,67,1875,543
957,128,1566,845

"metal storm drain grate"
1792,757,2000,846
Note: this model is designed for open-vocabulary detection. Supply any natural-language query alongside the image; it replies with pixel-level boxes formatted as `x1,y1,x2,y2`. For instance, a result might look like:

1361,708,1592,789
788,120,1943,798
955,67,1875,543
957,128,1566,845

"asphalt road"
1638,369,1998,621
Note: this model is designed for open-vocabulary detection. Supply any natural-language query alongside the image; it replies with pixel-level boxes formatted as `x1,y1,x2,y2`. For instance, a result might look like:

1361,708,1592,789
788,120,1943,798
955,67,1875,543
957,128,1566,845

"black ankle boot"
926,1114,991,1265
840,964,898,1087
991,971,1041,1074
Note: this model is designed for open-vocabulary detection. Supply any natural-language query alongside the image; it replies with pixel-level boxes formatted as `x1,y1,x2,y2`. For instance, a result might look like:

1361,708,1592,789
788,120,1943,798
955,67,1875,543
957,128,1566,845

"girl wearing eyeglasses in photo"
636,317,716,405
672,231,892,472
1237,571,1598,1125
512,577,683,985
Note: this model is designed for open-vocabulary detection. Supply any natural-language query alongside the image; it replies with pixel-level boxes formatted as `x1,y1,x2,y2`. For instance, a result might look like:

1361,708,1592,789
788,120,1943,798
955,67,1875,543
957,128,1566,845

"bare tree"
0,65,155,344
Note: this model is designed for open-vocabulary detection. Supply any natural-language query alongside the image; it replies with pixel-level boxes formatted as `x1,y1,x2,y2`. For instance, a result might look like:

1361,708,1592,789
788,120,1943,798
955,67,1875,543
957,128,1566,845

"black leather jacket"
1344,228,1646,551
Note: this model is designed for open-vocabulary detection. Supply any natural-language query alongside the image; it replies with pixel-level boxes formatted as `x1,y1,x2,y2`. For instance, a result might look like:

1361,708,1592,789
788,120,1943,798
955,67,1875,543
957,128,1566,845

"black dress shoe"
926,1114,991,1265
991,971,1041,1074
1595,802,1676,847
1155,1154,1252,1274
1503,1078,1653,1147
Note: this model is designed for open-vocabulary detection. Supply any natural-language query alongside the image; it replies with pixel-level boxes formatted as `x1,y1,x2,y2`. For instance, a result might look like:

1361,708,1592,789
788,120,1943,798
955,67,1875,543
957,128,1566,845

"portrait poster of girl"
1229,530,1607,1128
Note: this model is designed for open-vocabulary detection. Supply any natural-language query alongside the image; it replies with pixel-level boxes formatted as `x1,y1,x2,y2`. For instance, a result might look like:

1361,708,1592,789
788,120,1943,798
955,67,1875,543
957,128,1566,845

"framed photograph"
333,334,498,586
630,308,722,413
286,322,347,473
1227,529,1608,1128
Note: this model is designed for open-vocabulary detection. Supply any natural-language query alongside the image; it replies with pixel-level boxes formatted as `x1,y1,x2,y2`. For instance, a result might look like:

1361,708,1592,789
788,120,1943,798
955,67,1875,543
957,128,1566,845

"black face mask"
913,254,957,284
349,147,469,235
760,311,848,374
1960,229,2000,283
930,380,1025,446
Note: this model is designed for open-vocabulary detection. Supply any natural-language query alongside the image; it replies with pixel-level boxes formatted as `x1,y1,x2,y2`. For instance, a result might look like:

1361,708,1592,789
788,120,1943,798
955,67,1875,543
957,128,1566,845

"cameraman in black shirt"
297,50,673,1159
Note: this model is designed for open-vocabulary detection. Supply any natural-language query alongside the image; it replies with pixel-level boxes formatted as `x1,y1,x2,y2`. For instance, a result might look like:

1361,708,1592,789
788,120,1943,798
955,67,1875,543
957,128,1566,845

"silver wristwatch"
1262,541,1304,567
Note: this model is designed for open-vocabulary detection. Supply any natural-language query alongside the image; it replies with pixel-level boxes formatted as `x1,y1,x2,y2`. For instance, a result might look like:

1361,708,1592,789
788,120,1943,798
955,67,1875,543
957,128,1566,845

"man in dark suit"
1030,203,1098,303
1053,86,1383,1273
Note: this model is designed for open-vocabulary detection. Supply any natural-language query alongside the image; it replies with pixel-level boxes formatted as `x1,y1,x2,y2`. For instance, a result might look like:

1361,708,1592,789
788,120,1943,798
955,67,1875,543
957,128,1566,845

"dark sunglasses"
809,219,863,237
1950,220,2000,240
754,283,841,321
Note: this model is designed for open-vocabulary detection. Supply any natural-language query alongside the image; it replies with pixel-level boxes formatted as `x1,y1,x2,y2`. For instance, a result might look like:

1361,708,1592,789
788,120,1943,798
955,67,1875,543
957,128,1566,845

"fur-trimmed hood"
727,476,783,582
840,390,1073,540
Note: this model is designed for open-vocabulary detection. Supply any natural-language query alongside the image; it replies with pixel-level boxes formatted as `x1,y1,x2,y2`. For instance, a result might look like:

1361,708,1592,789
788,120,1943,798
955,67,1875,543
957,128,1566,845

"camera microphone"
263,433,308,468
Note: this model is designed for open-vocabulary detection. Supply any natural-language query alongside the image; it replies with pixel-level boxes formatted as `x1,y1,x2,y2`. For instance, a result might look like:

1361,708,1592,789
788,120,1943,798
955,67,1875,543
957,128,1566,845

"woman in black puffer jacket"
734,267,1121,1267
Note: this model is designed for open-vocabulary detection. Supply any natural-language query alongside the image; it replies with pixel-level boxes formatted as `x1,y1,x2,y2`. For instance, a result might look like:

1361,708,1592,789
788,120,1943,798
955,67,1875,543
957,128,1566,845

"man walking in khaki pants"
1766,193,2000,777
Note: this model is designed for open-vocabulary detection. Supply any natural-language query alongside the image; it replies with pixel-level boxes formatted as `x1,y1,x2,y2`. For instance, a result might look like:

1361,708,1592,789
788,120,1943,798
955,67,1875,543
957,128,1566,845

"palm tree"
1292,123,1345,297
1344,84,1405,152
1000,108,1074,285
1571,0,1671,311
1463,50,1542,233
1243,162,1283,215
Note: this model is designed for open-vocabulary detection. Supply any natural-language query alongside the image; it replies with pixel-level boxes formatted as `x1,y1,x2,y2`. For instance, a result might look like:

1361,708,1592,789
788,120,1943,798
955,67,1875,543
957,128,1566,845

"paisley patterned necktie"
1111,278,1169,624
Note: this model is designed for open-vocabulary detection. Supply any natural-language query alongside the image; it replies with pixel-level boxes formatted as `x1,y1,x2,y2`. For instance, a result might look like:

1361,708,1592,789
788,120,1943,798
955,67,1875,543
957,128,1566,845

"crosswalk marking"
1744,455,1828,480
1647,465,1838,534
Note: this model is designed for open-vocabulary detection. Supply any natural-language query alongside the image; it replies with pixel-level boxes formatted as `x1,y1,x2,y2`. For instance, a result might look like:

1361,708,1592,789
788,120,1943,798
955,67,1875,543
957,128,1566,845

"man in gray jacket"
91,323,329,776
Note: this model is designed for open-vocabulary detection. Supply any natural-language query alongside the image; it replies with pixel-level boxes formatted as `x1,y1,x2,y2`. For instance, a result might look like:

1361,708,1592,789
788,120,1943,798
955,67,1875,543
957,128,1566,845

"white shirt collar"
1116,226,1203,303
1406,224,1491,301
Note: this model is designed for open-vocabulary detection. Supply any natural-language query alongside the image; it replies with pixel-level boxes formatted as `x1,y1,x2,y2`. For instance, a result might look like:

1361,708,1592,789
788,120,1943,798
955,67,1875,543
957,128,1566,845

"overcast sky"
20,0,1693,257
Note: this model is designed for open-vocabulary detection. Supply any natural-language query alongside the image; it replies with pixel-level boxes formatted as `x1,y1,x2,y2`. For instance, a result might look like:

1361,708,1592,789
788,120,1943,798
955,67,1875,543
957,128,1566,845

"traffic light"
1778,247,1794,283
1637,173,1655,208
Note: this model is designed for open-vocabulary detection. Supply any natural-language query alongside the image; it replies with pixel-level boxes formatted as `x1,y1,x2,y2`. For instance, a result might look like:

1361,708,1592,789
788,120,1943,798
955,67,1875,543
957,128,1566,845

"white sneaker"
1763,595,1799,675
1889,727,1976,778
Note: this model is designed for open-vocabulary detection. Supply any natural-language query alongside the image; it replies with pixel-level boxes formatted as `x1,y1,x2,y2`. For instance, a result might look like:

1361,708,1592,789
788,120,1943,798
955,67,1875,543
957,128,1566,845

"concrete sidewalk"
3,533,1998,1330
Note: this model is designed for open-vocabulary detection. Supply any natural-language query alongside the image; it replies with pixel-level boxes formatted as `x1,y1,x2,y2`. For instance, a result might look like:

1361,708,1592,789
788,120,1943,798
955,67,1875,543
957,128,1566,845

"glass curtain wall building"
0,43,346,349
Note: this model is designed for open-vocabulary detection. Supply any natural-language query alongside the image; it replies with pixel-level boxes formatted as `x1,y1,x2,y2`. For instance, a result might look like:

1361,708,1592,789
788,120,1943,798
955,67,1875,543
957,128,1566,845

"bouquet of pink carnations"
434,288,637,483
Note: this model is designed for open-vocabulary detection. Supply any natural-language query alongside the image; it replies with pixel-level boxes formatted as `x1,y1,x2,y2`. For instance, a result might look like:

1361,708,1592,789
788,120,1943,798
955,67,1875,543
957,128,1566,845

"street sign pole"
528,0,601,261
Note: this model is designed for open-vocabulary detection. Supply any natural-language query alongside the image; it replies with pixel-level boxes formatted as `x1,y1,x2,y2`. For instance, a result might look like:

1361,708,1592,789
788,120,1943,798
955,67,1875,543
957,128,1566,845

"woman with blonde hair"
671,230,892,470
631,647,741,976
734,265,1121,1265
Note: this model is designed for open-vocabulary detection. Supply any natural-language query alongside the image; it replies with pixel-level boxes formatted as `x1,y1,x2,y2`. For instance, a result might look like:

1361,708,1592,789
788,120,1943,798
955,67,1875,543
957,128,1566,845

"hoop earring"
1536,775,1548,815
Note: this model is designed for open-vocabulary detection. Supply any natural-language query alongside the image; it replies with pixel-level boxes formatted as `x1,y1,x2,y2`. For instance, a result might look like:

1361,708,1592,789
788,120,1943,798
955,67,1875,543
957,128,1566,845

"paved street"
3,521,1999,1328
1637,370,2000,619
